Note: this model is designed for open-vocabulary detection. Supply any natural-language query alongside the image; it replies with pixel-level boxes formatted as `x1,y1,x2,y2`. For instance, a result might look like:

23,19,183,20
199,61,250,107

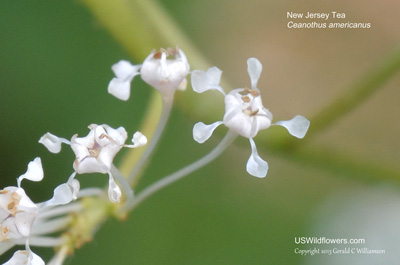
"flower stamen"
88,147,100,158
153,47,179,59
242,96,251,103
251,90,259,97
98,133,118,144
7,202,15,212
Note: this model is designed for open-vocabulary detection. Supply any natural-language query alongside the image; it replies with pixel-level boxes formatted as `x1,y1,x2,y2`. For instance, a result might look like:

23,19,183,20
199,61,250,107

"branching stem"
122,130,238,213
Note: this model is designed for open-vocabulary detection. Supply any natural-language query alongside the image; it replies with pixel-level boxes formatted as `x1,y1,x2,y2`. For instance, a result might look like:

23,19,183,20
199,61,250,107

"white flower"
39,125,147,203
191,58,310,178
3,243,44,265
141,48,190,96
0,187,37,241
70,124,128,175
0,158,43,241
223,87,273,139
108,47,190,100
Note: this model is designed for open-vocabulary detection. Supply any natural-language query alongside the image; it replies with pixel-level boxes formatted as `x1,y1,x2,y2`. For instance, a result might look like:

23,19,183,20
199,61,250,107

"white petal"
16,188,38,211
247,58,262,89
191,67,225,95
107,78,131,101
177,78,187,91
68,179,80,200
160,52,169,78
108,174,121,203
18,158,44,185
246,138,268,178
44,183,75,207
4,248,45,265
101,125,128,146
3,250,29,265
30,252,45,265
93,125,109,146
193,121,223,144
111,60,140,79
14,212,36,237
131,131,147,148
39,133,69,153
206,67,223,87
274,115,310,139
191,70,210,93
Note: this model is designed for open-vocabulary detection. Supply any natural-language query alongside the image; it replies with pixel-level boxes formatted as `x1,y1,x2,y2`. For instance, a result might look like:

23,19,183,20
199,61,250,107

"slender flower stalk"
108,47,190,186
122,130,238,213
35,202,83,220
30,216,72,236
47,245,69,265
18,237,65,248
110,164,134,201
127,99,173,185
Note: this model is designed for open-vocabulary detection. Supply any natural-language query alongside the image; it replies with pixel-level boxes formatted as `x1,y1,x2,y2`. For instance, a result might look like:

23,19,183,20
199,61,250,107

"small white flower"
3,243,44,265
0,187,38,241
0,158,43,241
191,58,310,178
223,87,273,139
71,124,128,175
141,48,190,96
108,47,190,100
39,125,147,203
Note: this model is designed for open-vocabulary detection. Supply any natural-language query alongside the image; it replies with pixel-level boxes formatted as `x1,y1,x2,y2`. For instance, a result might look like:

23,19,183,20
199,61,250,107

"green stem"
128,97,173,185
80,0,160,60
264,43,400,151
121,130,238,213
308,44,400,138
110,164,134,201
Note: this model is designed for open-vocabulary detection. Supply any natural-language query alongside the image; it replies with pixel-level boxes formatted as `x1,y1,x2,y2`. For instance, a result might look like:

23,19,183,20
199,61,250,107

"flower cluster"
1,48,309,264
1,125,147,263
0,158,76,265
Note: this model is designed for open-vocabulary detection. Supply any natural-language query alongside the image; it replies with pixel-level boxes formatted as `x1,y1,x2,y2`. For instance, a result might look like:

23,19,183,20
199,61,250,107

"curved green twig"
261,43,400,151
308,44,400,138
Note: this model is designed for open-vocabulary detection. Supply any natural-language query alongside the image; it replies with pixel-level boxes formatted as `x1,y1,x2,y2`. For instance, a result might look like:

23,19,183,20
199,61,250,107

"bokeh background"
1,0,400,264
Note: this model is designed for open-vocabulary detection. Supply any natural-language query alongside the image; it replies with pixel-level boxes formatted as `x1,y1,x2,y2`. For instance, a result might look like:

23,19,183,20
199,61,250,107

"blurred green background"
1,0,400,264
